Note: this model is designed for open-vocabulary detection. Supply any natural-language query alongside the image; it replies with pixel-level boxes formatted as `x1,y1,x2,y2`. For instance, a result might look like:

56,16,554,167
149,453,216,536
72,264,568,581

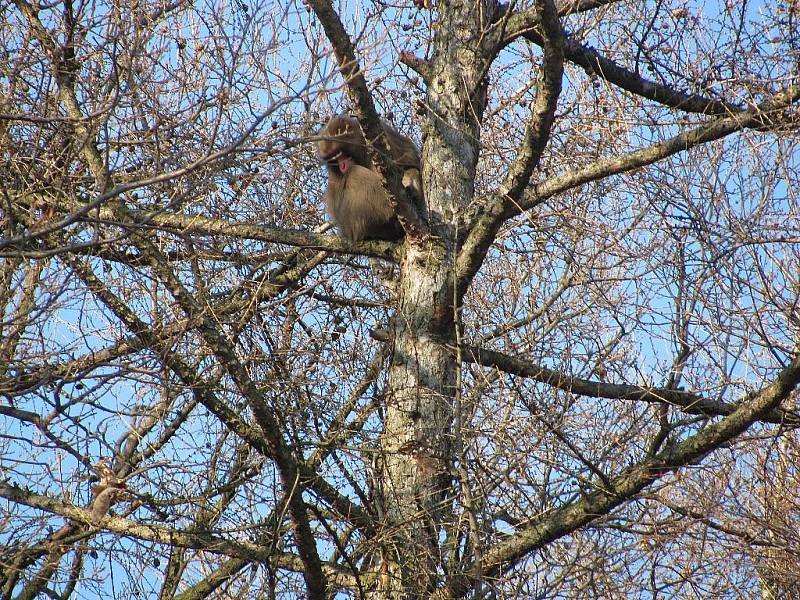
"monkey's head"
317,115,371,175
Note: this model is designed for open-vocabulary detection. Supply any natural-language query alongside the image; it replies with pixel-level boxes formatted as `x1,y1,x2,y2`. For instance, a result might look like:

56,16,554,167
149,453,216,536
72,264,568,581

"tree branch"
556,0,624,15
0,481,355,590
0,247,328,400
498,8,740,115
497,0,564,206
456,84,800,298
464,352,800,591
67,256,345,599
458,343,800,426
457,0,564,303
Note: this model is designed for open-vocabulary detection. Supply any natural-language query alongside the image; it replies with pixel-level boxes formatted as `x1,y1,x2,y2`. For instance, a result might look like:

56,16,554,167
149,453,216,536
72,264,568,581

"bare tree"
2,0,800,598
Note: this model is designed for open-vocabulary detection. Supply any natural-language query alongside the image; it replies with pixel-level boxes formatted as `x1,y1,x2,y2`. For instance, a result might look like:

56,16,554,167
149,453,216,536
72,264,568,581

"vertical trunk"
371,1,493,597
375,241,457,597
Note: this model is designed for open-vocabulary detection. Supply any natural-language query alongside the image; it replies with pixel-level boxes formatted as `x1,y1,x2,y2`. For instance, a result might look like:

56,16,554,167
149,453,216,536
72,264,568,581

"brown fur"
317,114,423,241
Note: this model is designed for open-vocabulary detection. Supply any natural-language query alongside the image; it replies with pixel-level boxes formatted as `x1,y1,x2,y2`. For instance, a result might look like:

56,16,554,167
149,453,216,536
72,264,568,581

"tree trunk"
371,1,492,596
375,242,457,597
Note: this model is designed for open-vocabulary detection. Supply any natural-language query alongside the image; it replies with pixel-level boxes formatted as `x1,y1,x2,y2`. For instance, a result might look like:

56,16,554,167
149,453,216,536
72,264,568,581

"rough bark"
370,0,494,595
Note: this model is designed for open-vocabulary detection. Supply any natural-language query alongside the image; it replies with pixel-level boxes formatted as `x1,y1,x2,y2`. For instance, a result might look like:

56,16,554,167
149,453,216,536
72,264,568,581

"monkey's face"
320,146,356,175
337,154,354,174
318,115,370,174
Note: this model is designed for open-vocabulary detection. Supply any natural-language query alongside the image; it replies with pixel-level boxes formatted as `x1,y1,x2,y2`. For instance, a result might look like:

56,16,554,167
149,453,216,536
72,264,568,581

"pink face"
323,148,354,174
338,154,354,174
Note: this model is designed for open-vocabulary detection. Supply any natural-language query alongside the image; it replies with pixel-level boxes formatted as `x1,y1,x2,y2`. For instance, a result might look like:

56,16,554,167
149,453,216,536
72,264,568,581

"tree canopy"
1,0,800,598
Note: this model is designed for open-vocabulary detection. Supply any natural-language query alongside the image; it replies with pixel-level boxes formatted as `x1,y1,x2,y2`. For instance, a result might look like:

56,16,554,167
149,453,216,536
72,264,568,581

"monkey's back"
326,165,402,242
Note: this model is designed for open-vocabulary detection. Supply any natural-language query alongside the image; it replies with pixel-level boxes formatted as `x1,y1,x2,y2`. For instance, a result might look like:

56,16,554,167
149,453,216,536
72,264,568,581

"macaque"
317,114,423,242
